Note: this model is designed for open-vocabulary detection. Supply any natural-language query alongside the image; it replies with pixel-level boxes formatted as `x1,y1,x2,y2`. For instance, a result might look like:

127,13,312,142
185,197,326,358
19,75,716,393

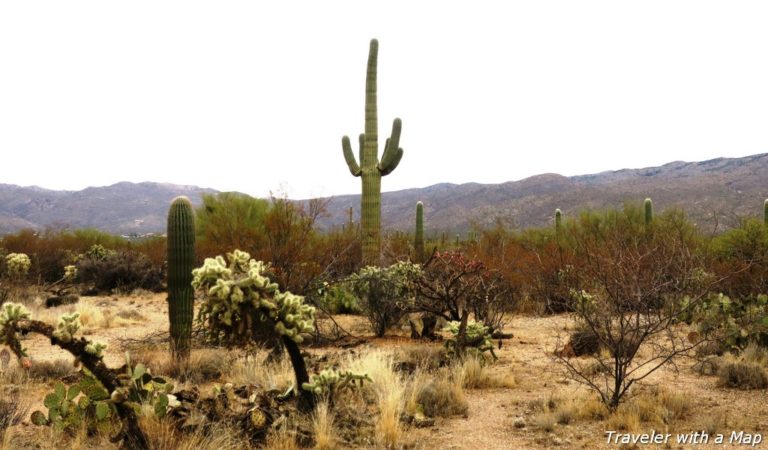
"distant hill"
1,153,767,236
316,153,768,235
0,182,216,236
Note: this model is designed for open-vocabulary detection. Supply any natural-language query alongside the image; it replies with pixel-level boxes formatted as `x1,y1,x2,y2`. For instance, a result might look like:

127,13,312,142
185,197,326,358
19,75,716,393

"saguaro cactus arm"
342,136,362,176
379,118,403,175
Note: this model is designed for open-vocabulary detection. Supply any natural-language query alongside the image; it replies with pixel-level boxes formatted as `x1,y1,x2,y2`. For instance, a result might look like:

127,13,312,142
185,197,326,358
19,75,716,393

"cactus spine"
167,196,196,360
644,198,653,227
414,201,425,263
342,39,404,266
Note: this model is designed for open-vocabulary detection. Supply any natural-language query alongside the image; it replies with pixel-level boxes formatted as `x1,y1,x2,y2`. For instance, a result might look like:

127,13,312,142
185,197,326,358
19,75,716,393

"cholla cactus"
63,265,78,282
0,302,31,358
5,253,31,278
301,369,372,396
444,320,496,360
192,250,316,344
52,313,81,343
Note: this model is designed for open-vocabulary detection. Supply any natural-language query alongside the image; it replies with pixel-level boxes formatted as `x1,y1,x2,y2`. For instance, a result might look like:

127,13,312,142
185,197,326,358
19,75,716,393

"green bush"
345,261,422,337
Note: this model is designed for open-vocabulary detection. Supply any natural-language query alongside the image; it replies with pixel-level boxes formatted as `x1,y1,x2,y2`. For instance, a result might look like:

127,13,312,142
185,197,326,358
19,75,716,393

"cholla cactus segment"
85,341,108,357
0,303,31,357
52,313,81,343
63,265,78,282
192,250,315,345
5,253,31,278
443,320,496,359
301,369,372,396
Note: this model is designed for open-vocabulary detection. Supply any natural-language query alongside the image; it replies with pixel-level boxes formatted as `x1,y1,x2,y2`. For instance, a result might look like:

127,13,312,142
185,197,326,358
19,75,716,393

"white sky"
1,1,767,199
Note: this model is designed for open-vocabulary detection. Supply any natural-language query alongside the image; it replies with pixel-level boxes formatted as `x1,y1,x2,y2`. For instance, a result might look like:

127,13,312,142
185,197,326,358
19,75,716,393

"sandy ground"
2,293,767,449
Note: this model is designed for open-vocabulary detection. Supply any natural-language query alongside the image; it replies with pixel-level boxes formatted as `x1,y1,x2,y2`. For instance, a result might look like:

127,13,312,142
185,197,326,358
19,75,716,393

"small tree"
556,207,716,411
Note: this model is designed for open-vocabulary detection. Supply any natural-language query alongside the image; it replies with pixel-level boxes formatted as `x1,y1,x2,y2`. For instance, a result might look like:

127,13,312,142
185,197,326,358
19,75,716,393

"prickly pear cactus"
342,39,405,266
30,372,115,434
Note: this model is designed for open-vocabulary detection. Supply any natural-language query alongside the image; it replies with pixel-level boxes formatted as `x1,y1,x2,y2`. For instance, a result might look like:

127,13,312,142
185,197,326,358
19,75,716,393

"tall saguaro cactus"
342,39,404,266
555,208,562,235
644,198,653,227
414,201,425,263
167,196,196,360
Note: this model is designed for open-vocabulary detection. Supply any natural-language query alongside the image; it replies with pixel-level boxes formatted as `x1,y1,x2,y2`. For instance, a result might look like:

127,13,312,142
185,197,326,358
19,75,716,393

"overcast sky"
1,1,766,199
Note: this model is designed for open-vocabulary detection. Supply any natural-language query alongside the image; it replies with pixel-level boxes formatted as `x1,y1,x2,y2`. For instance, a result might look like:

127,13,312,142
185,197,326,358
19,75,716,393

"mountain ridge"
1,153,766,236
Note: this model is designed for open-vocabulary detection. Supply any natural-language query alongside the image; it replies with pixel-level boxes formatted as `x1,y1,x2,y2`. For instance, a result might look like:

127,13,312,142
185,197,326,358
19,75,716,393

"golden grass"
141,416,246,450
132,347,235,384
454,356,516,389
346,349,403,449
312,399,337,450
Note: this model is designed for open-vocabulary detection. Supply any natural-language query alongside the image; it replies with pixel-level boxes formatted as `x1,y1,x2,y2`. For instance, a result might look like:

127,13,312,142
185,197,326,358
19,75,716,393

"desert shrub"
0,393,28,441
568,322,601,356
76,249,163,293
414,378,468,418
414,251,509,332
346,262,422,337
717,360,768,389
556,206,712,411
709,218,768,298
28,358,77,381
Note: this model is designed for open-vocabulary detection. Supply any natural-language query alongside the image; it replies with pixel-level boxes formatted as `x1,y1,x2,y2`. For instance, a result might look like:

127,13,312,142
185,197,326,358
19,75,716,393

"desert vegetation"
1,39,767,450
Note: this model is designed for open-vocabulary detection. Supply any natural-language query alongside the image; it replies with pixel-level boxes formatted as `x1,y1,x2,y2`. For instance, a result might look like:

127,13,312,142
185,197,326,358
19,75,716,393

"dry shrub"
534,413,557,432
395,345,447,373
264,424,300,450
454,356,516,390
741,343,768,366
28,358,76,381
0,394,28,441
141,416,245,450
229,351,294,391
414,377,468,418
717,360,768,389
568,323,600,356
133,348,235,384
605,387,690,431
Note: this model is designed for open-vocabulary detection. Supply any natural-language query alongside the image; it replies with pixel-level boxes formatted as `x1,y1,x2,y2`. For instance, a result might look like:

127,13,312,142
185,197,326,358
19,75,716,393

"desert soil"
3,293,767,450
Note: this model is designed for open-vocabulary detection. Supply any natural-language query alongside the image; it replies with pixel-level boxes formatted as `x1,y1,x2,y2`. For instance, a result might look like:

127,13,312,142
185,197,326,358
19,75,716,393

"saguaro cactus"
342,39,404,266
414,201,425,263
764,199,768,225
167,196,196,360
555,208,562,235
644,198,653,227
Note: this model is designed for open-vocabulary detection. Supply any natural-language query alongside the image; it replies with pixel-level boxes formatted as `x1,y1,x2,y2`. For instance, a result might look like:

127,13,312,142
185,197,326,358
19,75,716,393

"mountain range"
1,153,767,237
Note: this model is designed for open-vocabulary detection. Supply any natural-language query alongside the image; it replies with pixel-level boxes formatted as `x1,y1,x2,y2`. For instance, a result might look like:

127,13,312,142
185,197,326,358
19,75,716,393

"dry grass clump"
141,416,246,450
264,424,301,450
346,350,404,449
132,348,236,384
740,343,768,366
603,386,690,432
229,351,294,391
454,356,516,390
717,360,768,389
395,345,447,373
28,358,77,381
311,400,337,450
0,393,28,442
406,368,468,419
